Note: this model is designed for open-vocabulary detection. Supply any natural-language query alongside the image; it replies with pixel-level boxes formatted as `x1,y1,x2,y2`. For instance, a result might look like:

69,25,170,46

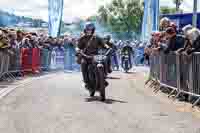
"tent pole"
192,0,198,27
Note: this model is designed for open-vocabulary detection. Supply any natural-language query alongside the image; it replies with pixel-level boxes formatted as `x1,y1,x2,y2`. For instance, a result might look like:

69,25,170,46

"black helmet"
126,40,130,44
104,34,111,41
84,22,95,34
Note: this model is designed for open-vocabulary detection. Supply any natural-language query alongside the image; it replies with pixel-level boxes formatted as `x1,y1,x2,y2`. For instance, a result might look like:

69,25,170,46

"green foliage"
98,0,143,35
98,6,109,24
87,16,98,21
160,6,178,14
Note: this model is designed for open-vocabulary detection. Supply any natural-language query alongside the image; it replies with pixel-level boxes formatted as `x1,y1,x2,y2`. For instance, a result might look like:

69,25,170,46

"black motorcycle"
78,48,112,101
122,51,131,73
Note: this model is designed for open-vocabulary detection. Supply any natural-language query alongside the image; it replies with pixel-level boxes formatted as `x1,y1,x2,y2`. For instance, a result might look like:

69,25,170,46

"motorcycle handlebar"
77,48,113,59
105,48,112,56
78,51,93,59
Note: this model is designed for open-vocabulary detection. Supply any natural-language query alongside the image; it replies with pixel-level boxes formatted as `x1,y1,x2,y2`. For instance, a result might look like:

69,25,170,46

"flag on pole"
141,0,159,42
151,0,159,31
48,0,64,37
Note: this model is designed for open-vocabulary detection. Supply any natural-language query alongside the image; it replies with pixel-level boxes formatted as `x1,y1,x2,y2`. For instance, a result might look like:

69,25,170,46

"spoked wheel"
97,67,106,101
125,60,129,73
88,66,96,97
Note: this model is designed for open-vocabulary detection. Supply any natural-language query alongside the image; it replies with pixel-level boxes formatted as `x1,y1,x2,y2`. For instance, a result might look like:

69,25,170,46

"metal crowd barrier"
0,48,52,81
40,48,51,71
160,52,178,90
190,53,200,96
53,47,80,71
0,50,15,80
0,46,79,81
189,53,200,106
176,54,190,94
149,53,160,81
21,48,33,74
8,48,23,78
149,52,200,106
64,49,73,70
0,51,4,77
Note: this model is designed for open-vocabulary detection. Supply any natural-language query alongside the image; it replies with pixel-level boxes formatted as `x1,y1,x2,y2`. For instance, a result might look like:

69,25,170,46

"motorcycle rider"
121,41,133,69
76,22,110,91
103,34,118,72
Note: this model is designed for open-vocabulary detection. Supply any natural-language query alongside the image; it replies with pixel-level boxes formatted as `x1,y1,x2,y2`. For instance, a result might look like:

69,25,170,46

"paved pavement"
0,71,199,133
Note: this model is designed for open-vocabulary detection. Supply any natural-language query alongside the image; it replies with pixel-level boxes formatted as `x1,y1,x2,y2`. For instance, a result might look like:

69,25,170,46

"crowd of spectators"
144,17,200,61
0,27,78,54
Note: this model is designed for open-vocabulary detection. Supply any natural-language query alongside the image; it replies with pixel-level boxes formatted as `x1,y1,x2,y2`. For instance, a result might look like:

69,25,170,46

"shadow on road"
124,72,136,74
0,86,7,89
107,76,121,80
85,96,127,104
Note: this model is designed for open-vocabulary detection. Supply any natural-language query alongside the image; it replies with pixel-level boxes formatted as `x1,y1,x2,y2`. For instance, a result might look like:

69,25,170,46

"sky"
0,0,199,22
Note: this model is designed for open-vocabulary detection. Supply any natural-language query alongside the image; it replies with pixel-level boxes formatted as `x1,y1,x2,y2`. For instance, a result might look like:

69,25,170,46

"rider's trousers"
81,59,89,84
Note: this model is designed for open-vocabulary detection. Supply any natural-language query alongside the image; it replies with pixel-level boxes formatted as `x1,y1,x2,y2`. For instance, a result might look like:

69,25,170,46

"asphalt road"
0,71,199,133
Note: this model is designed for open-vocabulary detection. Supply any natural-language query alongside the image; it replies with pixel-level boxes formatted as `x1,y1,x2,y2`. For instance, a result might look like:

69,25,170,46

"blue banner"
141,0,159,42
48,0,64,37
151,0,159,31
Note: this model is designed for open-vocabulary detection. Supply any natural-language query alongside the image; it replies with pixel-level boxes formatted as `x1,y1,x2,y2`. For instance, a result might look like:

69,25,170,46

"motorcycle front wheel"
97,67,106,101
88,65,96,97
124,60,129,73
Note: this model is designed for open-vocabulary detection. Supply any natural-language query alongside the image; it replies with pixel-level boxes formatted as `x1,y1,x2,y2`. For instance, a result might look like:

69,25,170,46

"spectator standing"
161,27,185,54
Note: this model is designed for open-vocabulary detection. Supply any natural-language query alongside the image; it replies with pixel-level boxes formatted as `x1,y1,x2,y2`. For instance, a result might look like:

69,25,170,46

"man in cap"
104,34,117,72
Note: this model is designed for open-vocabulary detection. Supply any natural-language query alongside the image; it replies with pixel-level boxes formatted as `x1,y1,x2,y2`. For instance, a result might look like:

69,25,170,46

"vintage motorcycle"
78,48,112,101
122,51,131,73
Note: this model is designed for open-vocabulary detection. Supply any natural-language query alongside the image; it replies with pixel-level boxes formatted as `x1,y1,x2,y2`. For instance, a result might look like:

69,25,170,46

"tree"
97,0,143,37
87,15,97,21
173,0,184,13
98,6,109,24
160,6,177,14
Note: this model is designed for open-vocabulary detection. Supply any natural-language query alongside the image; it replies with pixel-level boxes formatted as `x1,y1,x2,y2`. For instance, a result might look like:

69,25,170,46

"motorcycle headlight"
93,55,100,61
125,55,129,58
125,51,129,54
94,55,106,61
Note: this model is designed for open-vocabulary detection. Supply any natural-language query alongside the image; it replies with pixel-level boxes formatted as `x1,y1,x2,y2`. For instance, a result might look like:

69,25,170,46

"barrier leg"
149,82,155,88
153,81,161,93
65,48,73,71
168,89,177,98
153,86,161,93
7,72,16,81
18,71,24,77
1,74,7,81
192,97,200,108
149,80,157,88
145,77,152,85
1,73,14,82
173,91,182,101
